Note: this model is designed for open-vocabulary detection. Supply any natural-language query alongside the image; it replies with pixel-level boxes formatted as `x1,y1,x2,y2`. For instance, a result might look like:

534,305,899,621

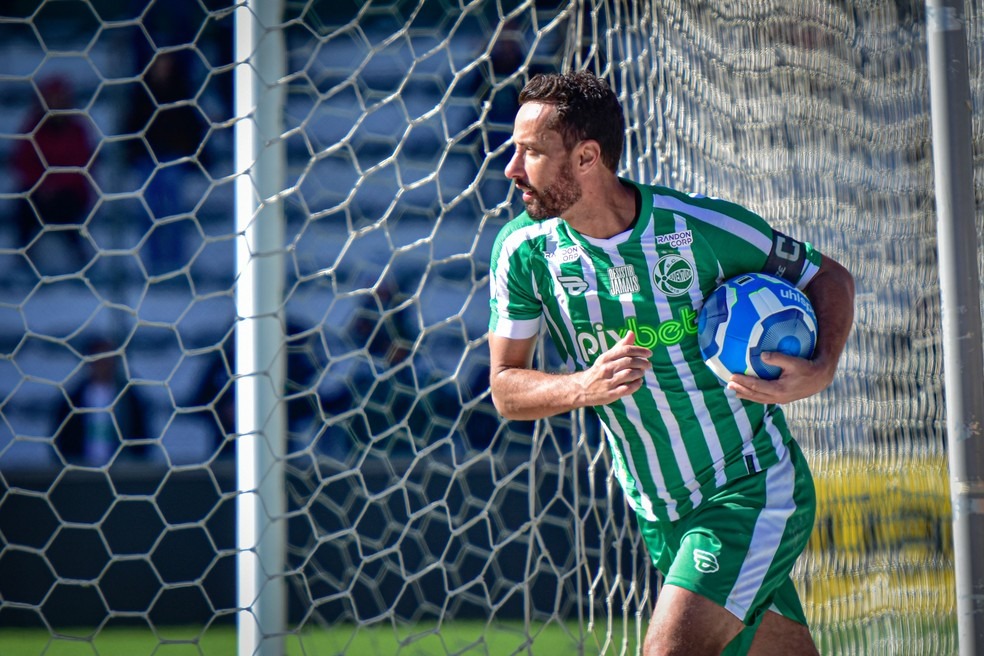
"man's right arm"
488,331,653,421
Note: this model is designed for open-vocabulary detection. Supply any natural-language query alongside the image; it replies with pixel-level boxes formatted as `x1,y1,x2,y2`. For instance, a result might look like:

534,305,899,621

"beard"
521,162,582,220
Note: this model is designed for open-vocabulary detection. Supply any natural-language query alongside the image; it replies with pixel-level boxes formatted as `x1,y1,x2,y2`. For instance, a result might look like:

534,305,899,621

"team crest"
652,254,695,296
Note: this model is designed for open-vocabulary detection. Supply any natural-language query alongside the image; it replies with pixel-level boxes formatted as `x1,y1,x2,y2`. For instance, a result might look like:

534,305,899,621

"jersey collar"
568,178,652,248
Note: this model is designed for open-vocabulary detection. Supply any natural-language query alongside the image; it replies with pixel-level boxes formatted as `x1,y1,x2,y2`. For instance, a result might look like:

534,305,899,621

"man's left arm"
727,254,855,404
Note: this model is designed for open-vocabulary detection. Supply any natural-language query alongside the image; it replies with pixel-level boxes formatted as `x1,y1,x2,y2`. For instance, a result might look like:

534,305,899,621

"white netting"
0,0,980,654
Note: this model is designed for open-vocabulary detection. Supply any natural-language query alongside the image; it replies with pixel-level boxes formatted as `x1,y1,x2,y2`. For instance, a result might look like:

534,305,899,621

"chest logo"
652,254,695,296
656,229,693,248
606,264,640,295
557,275,588,295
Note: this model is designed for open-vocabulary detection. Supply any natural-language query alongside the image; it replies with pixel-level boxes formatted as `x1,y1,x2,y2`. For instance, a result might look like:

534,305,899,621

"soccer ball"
697,273,817,382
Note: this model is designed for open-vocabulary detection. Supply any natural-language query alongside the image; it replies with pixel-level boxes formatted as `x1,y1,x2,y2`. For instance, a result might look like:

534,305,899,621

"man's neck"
565,177,639,239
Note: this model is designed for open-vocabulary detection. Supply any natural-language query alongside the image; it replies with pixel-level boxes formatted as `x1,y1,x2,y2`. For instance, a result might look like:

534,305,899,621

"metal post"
925,1,984,653
234,2,286,655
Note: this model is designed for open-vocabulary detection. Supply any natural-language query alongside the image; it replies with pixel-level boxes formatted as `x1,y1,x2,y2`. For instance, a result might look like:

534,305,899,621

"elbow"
489,385,520,421
489,371,537,421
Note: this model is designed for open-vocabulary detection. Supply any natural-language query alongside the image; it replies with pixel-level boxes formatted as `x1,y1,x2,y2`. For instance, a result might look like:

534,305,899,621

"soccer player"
487,71,855,655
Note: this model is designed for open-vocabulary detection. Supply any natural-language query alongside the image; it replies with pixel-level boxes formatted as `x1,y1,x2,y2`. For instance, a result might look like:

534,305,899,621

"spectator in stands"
52,337,152,467
12,75,95,263
186,340,236,459
123,51,209,274
318,283,430,459
187,322,322,460
485,20,526,151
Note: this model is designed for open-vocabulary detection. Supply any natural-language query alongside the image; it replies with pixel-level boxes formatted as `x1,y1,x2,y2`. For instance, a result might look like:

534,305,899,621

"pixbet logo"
573,308,698,361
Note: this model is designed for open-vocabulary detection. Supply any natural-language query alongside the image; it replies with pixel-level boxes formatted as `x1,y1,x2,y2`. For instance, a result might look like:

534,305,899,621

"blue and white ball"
697,273,817,382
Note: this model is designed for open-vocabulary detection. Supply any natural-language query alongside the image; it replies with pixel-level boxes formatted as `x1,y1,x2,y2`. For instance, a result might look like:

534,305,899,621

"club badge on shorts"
693,549,720,573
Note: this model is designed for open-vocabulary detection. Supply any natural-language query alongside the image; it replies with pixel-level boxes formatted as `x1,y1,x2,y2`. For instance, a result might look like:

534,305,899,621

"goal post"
234,1,288,655
0,1,981,655
926,0,984,651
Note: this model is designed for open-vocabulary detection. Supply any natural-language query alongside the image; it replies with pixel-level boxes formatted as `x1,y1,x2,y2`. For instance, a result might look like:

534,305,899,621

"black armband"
763,231,808,284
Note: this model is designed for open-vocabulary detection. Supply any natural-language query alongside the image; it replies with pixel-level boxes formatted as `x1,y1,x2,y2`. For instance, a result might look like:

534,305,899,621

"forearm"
490,367,588,421
487,331,652,421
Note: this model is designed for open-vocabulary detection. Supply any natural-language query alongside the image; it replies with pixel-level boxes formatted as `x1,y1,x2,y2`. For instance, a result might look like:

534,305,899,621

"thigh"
644,583,744,656
719,577,814,655
644,589,817,656
746,609,818,656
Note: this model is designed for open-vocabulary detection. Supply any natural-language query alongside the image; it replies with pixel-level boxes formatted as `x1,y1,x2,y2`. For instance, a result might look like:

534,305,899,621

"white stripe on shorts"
724,448,797,620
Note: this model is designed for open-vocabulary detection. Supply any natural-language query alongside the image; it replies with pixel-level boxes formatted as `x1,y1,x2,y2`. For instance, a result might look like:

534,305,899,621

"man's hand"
488,330,652,420
577,330,653,405
730,254,855,406
726,351,832,405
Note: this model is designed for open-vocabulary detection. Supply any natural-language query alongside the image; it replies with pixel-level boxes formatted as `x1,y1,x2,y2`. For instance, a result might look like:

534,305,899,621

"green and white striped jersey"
489,180,823,522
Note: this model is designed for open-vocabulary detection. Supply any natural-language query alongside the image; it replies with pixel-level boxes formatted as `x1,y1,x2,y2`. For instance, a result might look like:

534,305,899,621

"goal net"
0,0,979,654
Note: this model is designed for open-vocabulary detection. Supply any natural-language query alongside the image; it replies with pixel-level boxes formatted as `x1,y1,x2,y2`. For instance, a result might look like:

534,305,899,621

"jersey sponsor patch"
606,264,641,295
544,244,582,263
557,275,588,295
573,309,698,361
656,228,694,249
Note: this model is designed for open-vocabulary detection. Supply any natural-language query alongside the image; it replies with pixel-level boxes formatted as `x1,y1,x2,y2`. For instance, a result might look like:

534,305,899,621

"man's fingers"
610,331,652,359
760,351,798,370
615,355,652,375
617,361,649,380
618,377,646,395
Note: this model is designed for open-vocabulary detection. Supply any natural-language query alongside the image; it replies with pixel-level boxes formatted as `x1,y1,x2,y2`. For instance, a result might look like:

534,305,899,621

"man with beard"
486,71,854,655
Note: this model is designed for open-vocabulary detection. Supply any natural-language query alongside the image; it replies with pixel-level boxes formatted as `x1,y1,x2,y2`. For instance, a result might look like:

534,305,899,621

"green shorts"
637,440,816,634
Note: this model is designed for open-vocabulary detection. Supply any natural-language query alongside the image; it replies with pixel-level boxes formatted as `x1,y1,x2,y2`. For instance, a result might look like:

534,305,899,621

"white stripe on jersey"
541,235,585,373
650,193,772,256
799,258,822,289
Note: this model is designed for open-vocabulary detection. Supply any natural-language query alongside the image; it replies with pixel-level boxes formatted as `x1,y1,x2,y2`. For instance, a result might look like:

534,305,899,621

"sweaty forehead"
513,102,563,148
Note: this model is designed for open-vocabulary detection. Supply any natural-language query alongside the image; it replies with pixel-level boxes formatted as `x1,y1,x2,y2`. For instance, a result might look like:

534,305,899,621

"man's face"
504,102,582,220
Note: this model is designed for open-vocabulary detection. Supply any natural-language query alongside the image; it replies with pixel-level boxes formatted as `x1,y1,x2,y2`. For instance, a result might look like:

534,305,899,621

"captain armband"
763,231,808,285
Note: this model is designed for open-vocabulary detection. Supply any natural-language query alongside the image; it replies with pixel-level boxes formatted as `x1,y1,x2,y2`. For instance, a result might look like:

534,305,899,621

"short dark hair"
518,71,624,172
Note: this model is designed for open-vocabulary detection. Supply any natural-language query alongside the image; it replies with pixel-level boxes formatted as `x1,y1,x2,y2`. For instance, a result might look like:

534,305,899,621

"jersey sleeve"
661,189,823,290
488,219,543,339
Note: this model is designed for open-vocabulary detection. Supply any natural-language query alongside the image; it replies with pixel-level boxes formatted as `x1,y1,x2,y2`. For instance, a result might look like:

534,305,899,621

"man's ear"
574,140,602,173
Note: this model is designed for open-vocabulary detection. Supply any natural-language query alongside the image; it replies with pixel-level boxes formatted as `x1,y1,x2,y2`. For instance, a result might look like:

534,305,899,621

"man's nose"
504,150,522,179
